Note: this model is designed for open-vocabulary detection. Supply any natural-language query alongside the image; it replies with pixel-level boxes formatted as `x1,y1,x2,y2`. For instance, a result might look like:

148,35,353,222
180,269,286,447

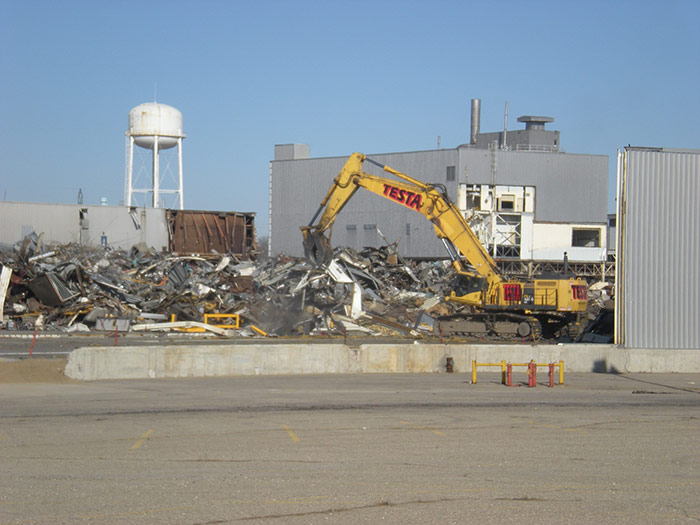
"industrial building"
615,147,700,349
269,100,609,278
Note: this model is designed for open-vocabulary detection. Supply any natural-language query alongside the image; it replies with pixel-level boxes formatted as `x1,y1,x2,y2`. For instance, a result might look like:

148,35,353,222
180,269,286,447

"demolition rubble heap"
0,235,465,338
0,236,612,341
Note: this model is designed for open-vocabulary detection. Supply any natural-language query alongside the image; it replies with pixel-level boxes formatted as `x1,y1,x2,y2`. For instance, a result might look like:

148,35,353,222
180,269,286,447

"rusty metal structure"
167,210,257,259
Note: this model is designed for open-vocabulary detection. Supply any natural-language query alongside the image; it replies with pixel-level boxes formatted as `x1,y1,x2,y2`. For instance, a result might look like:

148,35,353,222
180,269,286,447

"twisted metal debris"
0,234,460,338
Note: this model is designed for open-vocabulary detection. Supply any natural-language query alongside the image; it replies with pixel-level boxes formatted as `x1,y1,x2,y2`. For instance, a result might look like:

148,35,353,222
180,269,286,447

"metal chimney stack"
470,98,481,145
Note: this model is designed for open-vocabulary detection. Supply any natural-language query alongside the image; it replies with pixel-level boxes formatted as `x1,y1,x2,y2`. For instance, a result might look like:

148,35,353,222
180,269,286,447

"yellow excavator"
301,152,588,339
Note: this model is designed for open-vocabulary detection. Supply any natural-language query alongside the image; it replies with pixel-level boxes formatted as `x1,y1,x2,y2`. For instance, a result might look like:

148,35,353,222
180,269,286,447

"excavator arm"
301,152,503,306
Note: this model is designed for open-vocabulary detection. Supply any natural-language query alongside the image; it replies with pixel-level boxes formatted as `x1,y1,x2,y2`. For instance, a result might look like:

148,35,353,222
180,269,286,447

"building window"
346,224,357,231
497,196,515,211
406,223,411,236
572,228,600,247
363,224,376,231
446,166,456,182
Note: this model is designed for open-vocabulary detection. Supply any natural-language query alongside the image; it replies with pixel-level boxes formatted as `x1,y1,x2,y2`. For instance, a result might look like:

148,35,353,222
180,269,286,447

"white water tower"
125,102,186,209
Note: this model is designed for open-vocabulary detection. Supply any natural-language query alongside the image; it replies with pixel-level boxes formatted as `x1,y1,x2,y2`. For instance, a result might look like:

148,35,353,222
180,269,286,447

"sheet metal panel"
617,148,700,349
167,210,257,258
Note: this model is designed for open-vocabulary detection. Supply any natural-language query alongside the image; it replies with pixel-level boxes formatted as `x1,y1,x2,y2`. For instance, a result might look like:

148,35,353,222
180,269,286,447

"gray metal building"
615,147,700,349
269,103,608,264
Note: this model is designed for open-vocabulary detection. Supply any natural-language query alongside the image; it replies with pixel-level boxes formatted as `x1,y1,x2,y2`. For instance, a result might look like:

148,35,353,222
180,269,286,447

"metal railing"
471,360,564,386
496,260,616,281
514,144,558,153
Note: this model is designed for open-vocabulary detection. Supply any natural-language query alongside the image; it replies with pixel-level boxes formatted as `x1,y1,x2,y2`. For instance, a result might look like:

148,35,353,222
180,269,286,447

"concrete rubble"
0,234,464,338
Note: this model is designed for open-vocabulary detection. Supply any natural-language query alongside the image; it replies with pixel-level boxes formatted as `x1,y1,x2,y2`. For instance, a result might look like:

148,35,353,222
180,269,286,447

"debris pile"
573,281,614,343
0,235,460,337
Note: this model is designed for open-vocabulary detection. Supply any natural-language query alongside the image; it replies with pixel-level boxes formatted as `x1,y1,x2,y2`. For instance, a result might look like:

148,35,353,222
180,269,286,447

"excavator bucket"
302,230,333,267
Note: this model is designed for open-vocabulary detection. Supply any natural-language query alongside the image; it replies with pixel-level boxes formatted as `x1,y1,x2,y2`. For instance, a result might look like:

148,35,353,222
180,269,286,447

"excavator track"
435,313,542,342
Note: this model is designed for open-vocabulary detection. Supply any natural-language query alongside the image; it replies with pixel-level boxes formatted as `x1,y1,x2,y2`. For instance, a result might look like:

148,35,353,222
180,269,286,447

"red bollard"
506,363,512,387
548,363,554,387
29,329,38,357
528,360,537,387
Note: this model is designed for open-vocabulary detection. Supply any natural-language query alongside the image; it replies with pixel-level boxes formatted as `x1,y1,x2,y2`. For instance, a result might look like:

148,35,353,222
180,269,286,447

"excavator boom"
301,152,588,337
302,153,502,298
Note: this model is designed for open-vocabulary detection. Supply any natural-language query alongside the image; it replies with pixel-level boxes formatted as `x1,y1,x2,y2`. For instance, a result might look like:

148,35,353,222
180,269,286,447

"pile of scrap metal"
0,234,460,338
572,281,614,343
254,245,459,337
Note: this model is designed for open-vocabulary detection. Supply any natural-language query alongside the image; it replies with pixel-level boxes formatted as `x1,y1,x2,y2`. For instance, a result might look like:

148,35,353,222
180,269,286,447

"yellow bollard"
501,360,507,385
472,360,477,384
559,360,564,385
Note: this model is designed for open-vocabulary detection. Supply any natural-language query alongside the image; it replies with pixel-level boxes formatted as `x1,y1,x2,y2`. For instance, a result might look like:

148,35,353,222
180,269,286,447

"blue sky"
1,0,698,236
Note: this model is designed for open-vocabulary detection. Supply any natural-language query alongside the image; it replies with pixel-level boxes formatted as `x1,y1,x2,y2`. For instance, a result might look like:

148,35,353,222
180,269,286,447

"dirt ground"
0,357,73,383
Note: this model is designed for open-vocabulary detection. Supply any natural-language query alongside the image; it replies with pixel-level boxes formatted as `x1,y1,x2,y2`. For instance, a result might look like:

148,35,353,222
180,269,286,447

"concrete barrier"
65,344,360,380
64,343,700,381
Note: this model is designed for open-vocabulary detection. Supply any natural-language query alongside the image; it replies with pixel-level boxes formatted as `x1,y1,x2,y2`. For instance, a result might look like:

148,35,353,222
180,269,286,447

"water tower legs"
152,136,160,208
177,138,184,210
125,134,184,209
125,135,134,207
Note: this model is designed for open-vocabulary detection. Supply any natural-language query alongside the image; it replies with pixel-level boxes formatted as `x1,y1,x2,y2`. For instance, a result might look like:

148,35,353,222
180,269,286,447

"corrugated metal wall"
167,210,257,259
616,148,700,349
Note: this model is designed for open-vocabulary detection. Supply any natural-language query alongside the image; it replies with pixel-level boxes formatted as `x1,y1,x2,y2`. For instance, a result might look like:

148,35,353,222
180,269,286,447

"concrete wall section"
66,344,360,380
65,344,700,380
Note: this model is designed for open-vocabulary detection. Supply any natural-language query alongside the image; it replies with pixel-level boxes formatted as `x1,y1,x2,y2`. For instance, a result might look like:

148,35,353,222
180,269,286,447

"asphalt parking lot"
1,371,699,524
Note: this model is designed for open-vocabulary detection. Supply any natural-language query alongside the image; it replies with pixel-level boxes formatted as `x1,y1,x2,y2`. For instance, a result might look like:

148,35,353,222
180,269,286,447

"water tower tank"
128,102,184,150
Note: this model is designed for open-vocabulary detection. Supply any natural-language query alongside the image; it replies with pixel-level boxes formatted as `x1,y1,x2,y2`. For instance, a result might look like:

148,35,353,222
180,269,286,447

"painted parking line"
130,429,154,450
281,424,300,443
400,420,446,436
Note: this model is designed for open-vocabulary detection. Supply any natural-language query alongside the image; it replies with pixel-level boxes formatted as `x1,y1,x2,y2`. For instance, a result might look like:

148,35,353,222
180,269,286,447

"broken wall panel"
28,272,79,306
167,210,258,259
